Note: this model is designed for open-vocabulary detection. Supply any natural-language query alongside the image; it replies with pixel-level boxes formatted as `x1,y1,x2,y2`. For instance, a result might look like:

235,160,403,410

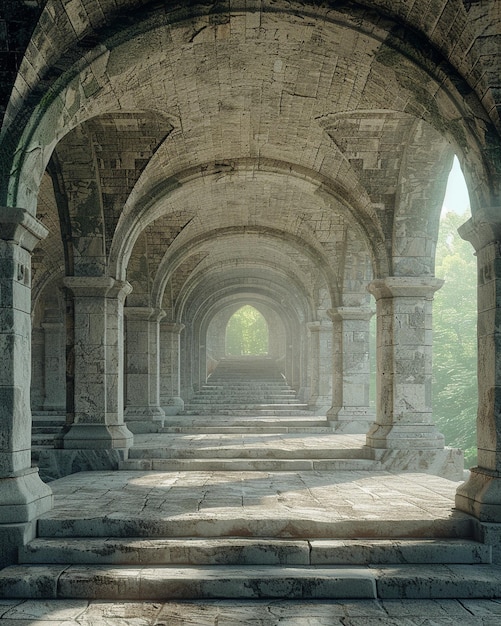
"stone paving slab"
2,599,501,624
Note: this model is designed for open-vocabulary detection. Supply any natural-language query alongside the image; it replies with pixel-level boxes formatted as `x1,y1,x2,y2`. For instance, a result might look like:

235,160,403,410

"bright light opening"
225,305,269,356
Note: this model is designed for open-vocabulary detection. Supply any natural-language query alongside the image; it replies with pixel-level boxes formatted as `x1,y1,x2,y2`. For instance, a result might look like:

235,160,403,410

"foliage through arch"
225,306,268,356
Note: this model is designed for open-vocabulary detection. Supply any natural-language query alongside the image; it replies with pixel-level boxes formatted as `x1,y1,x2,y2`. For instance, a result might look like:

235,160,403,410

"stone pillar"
307,320,333,414
456,208,501,521
0,208,53,564
327,306,375,433
41,320,66,411
366,276,444,449
62,277,133,449
124,307,166,432
31,326,45,411
160,321,185,416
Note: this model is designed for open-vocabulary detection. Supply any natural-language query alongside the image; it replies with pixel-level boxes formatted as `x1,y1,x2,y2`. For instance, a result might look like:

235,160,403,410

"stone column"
62,277,133,449
456,208,501,521
41,320,66,411
31,326,45,411
160,321,185,416
327,306,375,433
0,208,53,562
307,320,333,414
124,307,166,432
366,276,444,449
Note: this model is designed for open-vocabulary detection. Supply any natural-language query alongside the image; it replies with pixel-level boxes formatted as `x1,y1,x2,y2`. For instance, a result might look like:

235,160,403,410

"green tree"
433,210,478,467
225,306,269,355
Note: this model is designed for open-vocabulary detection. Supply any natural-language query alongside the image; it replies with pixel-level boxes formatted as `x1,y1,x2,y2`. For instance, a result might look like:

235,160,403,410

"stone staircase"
120,426,378,472
1,505,499,600
2,392,500,601
183,357,312,416
31,412,66,447
2,537,497,601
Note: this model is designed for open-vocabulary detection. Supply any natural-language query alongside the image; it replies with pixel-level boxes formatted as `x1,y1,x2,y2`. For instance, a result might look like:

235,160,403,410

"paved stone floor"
3,460,490,623
2,598,501,624
35,468,468,539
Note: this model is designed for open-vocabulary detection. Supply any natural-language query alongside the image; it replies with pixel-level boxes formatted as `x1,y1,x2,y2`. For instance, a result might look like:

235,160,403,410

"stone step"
183,408,313,416
0,564,378,600
187,394,300,402
31,426,63,434
203,381,291,387
163,417,326,427
2,563,501,600
160,426,335,434
127,446,370,460
119,458,380,471
19,538,491,567
31,436,56,447
36,514,473,540
184,403,309,409
193,390,297,397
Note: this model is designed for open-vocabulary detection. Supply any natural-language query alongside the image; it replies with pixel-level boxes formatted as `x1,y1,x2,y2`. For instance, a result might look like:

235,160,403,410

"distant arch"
225,306,269,356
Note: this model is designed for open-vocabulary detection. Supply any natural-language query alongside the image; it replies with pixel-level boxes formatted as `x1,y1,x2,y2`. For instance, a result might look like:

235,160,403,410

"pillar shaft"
327,307,375,433
366,276,444,449
124,307,166,430
456,208,501,521
307,320,333,413
41,321,65,411
0,208,53,528
62,277,133,449
160,322,185,416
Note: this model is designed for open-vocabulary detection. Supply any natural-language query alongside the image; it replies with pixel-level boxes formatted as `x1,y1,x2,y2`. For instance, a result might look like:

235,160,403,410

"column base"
125,406,166,433
161,397,185,416
62,424,133,449
366,422,445,449
33,448,127,482
0,467,53,524
370,447,464,480
309,396,332,416
456,467,501,522
327,407,375,434
0,520,37,568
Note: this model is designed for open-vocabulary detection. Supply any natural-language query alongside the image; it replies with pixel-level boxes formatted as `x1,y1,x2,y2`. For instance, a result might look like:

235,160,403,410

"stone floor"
3,598,501,624
3,431,494,622
34,467,467,539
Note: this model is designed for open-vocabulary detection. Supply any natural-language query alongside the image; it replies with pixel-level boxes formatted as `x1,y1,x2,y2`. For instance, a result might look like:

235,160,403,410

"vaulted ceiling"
2,1,500,323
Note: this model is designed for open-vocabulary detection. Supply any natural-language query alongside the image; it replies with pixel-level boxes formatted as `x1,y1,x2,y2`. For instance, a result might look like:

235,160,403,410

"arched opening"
433,156,476,468
225,305,269,356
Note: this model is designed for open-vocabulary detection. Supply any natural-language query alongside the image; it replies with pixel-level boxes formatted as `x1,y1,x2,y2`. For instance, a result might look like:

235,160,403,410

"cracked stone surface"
2,598,501,624
37,470,464,531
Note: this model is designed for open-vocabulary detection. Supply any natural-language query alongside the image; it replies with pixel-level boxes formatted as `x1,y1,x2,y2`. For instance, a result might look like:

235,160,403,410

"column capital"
458,206,501,252
161,321,185,334
124,306,166,322
63,277,131,300
327,306,375,322
0,207,48,251
64,276,115,297
306,320,332,332
367,276,443,300
106,280,132,302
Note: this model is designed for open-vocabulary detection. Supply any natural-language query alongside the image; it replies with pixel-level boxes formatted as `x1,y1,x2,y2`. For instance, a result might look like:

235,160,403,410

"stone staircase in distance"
182,356,312,416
